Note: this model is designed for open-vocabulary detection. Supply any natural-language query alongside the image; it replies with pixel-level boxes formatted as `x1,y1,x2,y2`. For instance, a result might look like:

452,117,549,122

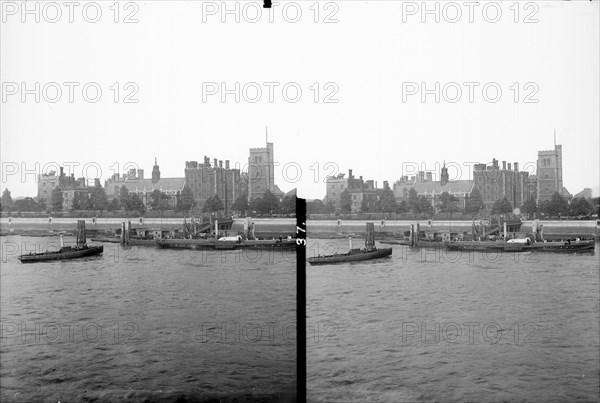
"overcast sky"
1,0,598,199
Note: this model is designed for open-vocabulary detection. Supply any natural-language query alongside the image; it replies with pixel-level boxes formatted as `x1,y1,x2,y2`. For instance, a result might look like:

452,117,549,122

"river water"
307,238,600,402
0,235,296,402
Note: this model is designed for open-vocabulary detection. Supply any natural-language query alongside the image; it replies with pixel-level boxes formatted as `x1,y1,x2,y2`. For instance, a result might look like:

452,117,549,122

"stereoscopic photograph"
1,1,599,402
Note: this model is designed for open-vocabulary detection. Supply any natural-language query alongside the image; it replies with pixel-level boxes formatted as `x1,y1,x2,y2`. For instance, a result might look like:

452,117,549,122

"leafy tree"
325,199,336,214
14,197,40,212
592,197,600,216
107,198,120,212
203,195,225,214
408,187,419,213
360,197,370,213
149,189,170,213
71,192,88,211
119,185,132,212
258,190,279,215
231,193,249,215
130,193,145,215
280,195,295,214
38,198,47,212
397,200,409,214
540,192,568,217
464,188,484,216
150,189,162,209
376,187,397,214
568,197,592,217
1,188,12,211
417,195,433,215
491,197,512,216
90,185,108,214
177,185,195,214
339,189,352,214
438,192,460,215
51,187,64,212
308,200,328,214
520,198,537,219
249,197,262,213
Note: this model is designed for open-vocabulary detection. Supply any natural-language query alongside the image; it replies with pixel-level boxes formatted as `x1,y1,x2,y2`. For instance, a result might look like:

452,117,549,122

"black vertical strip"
295,196,306,403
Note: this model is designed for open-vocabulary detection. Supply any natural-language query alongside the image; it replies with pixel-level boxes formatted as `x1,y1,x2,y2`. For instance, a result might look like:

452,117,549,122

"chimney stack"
507,163,512,171
225,160,230,169
349,169,353,178
219,160,223,169
514,162,519,172
502,161,506,170
214,158,218,168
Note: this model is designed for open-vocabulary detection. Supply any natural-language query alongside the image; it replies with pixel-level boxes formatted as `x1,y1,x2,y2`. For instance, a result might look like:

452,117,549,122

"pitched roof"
106,177,186,195
272,184,285,197
413,180,474,195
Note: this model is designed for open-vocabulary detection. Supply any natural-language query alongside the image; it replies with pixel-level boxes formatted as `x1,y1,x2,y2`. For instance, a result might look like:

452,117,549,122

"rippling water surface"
307,238,599,402
1,235,296,402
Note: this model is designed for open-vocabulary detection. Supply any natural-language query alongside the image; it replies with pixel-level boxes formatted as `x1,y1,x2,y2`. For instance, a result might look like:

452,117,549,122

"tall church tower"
151,157,161,183
440,162,449,186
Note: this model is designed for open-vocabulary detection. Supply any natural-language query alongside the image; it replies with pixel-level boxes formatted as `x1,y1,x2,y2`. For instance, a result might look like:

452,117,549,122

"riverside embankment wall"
1,218,598,237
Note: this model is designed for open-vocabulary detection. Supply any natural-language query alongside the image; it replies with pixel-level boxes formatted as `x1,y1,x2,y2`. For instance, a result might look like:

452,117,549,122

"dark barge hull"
18,246,104,263
446,241,595,253
307,247,392,265
157,239,297,250
91,237,159,246
156,239,217,249
215,240,296,250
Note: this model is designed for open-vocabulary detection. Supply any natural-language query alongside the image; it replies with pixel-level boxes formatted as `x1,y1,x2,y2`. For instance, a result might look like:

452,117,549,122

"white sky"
1,0,599,199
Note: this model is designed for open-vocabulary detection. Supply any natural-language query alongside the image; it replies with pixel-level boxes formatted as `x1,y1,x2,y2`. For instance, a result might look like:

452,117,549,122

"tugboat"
18,220,103,263
308,223,392,265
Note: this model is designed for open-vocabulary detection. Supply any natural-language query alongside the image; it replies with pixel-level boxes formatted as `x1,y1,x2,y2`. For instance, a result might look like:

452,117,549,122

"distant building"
349,179,385,213
184,156,243,213
249,138,276,200
393,175,416,201
524,175,538,203
37,170,60,202
104,159,185,208
574,188,593,199
38,166,98,211
325,171,348,206
400,164,474,209
473,159,530,212
537,143,564,204
62,178,99,211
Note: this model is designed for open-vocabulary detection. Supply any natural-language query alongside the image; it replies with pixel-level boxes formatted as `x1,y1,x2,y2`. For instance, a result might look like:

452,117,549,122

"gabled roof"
284,188,297,198
272,184,285,197
107,177,186,195
413,180,474,195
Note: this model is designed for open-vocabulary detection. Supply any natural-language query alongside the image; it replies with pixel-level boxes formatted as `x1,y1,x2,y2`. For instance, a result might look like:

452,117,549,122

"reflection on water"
1,235,296,402
308,238,599,402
